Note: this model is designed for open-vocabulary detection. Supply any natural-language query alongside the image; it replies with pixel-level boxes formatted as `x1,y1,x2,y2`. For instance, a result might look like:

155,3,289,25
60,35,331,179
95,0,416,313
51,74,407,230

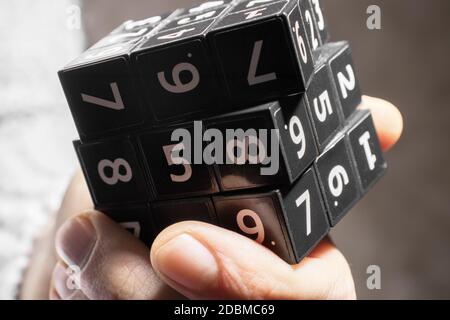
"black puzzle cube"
59,0,387,264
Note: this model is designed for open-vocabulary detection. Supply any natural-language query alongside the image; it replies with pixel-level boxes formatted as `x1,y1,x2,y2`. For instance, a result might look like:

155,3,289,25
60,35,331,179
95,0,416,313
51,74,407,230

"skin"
20,95,403,300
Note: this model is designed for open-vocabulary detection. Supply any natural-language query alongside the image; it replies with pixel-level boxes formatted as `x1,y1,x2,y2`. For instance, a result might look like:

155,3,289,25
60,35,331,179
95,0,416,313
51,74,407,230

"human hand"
49,95,402,300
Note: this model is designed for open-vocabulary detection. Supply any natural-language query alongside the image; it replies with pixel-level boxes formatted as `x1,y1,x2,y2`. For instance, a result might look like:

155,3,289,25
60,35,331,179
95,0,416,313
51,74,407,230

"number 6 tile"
314,134,360,226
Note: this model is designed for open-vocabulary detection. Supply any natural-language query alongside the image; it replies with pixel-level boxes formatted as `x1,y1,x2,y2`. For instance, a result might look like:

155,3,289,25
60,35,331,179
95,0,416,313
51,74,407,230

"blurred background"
1,0,449,299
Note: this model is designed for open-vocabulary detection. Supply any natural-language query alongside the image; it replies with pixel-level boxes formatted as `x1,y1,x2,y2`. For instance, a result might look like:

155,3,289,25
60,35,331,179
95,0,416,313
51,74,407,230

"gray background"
81,0,450,299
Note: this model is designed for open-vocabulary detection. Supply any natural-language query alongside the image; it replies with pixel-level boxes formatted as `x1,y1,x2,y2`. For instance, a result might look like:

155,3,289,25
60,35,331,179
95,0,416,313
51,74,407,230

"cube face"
210,1,313,107
67,41,136,69
230,0,286,13
206,97,317,191
151,198,217,233
306,0,330,45
138,19,215,48
305,64,342,150
138,126,219,199
164,5,229,30
206,106,284,191
75,139,150,207
212,18,299,105
315,135,360,225
187,0,234,14
133,20,221,122
286,2,314,82
298,0,321,51
213,166,331,264
328,42,362,119
60,57,145,139
213,193,295,263
216,1,289,28
102,206,155,247
274,97,318,182
347,110,387,192
59,13,167,139
134,38,219,121
280,167,329,261
93,15,163,50
110,14,167,36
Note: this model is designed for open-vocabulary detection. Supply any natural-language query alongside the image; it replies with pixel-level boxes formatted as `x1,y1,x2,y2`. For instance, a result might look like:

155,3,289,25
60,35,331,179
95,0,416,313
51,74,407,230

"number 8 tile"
74,138,151,207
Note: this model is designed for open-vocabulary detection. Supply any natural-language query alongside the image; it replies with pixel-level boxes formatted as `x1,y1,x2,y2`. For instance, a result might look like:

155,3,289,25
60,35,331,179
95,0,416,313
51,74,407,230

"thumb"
52,211,180,299
150,221,355,300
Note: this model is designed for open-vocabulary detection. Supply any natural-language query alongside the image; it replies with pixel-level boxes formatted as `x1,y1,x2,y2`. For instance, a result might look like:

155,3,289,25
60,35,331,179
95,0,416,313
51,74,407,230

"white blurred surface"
0,0,83,299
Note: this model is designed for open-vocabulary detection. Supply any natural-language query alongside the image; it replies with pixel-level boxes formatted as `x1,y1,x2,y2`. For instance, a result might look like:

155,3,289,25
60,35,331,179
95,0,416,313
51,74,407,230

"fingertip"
150,221,295,299
151,233,219,296
54,213,98,268
361,95,403,151
150,221,215,257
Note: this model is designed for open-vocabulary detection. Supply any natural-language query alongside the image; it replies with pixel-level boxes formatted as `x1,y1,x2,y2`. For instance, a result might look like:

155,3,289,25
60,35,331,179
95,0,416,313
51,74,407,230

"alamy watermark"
66,264,82,291
66,4,81,30
366,5,382,30
169,121,281,176
366,265,381,290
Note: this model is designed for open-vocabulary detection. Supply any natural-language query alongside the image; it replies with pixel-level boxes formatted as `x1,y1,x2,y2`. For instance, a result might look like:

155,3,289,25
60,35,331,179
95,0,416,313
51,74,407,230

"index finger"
360,95,403,152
